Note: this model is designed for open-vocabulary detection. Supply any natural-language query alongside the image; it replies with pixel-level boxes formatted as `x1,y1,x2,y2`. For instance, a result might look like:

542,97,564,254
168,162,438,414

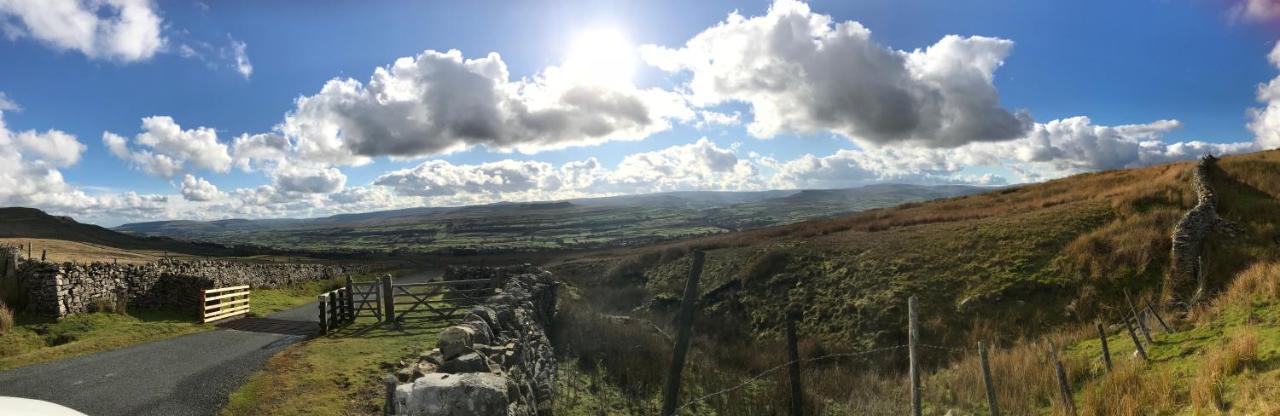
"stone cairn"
390,265,558,416
1169,154,1238,305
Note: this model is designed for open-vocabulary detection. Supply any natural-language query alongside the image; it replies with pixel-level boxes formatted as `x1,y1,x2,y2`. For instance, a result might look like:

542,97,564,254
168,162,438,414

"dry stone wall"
391,265,558,416
10,258,360,317
1170,154,1237,304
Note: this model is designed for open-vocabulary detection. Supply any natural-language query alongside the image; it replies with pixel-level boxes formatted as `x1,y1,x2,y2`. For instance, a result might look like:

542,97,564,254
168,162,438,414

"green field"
115,184,984,254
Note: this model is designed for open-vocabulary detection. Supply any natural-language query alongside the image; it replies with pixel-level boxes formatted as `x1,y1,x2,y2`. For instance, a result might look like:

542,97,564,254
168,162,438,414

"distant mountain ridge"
109,184,988,254
0,207,242,256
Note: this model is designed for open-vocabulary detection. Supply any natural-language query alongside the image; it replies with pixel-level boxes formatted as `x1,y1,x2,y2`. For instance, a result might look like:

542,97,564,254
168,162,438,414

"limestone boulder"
438,326,476,360
395,372,511,416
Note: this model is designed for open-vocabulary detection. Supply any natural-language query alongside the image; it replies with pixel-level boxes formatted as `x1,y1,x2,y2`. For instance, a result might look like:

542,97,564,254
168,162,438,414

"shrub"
0,300,13,334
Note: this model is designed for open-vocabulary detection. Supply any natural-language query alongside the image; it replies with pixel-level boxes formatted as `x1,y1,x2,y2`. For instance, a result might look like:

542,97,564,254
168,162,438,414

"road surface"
0,269,439,416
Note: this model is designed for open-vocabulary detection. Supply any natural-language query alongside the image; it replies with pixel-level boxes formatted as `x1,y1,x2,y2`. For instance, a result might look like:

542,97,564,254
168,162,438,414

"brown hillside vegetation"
0,207,248,257
0,238,201,264
548,149,1280,414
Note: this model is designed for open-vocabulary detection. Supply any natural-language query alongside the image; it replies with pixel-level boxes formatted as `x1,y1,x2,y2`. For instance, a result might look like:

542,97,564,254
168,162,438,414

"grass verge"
251,278,344,316
0,310,206,371
0,279,338,372
222,316,447,416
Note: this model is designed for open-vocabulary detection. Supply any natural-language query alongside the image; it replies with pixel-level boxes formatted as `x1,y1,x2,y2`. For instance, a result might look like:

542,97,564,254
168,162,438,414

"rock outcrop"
1170,154,1237,304
391,265,558,416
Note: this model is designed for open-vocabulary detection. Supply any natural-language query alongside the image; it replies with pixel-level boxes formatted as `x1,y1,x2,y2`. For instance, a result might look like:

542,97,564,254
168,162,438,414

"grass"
0,237,205,264
0,277,341,372
250,278,344,316
115,186,982,255
542,149,1280,414
222,316,448,416
0,301,12,334
921,261,1280,414
0,309,207,371
222,268,439,415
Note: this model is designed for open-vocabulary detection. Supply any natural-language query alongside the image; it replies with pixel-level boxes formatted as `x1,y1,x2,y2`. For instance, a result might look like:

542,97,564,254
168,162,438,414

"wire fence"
676,344,909,411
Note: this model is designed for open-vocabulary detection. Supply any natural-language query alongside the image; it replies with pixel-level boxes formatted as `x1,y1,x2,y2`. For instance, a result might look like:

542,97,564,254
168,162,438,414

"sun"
564,27,636,87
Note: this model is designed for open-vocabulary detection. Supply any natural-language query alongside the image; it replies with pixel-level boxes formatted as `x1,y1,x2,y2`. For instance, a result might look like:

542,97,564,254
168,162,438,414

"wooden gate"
387,278,499,324
348,277,382,321
201,285,250,323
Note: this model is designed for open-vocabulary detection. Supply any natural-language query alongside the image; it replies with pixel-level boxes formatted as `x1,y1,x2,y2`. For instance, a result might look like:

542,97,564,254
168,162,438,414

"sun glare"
564,27,636,87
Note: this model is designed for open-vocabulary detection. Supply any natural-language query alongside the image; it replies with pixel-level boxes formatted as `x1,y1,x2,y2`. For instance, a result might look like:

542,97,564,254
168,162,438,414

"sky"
2,0,1280,226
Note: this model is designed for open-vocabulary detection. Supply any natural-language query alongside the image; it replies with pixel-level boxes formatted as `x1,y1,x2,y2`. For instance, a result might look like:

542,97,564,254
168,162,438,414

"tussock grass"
1079,361,1176,416
1191,328,1259,411
0,301,13,334
546,149,1280,414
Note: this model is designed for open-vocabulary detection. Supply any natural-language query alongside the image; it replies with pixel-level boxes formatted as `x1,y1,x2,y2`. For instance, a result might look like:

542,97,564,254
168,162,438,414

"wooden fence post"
1125,290,1153,344
1123,318,1148,361
1096,322,1112,373
1145,301,1172,332
384,374,398,415
41,249,45,261
660,250,705,416
908,295,921,416
1051,345,1076,415
318,294,328,335
382,274,396,328
978,341,1000,416
329,292,339,326
786,310,803,416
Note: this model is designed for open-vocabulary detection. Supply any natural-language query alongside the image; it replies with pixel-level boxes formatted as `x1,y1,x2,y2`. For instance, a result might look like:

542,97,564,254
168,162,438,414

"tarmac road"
0,269,439,416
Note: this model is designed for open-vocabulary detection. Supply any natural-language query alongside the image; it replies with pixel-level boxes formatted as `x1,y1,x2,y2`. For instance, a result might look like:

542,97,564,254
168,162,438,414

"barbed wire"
919,343,968,353
676,344,908,411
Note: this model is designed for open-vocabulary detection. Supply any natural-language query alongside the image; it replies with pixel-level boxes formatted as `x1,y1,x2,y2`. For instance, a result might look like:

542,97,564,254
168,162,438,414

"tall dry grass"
1190,328,1259,412
0,300,13,334
1213,262,1280,311
1078,361,1176,416
928,326,1095,415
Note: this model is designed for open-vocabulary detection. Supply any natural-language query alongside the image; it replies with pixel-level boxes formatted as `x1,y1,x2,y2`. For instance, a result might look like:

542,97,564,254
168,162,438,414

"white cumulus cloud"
0,0,165,62
103,116,232,178
641,0,1030,147
1248,41,1280,150
179,174,224,201
276,48,692,166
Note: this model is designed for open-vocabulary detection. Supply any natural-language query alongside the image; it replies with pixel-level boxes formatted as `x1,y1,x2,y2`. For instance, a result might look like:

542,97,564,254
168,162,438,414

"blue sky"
1,0,1279,225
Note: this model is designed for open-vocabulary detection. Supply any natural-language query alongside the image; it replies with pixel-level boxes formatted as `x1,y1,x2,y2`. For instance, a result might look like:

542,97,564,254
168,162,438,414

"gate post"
345,276,356,323
318,294,329,335
382,274,396,327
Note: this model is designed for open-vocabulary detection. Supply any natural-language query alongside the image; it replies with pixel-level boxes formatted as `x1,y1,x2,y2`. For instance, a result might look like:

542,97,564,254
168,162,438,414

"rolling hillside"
115,184,985,254
546,149,1280,414
0,207,245,257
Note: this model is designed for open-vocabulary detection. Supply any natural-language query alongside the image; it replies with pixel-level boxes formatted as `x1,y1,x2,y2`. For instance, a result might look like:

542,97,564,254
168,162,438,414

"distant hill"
0,207,242,256
548,149,1280,375
114,184,987,254
542,149,1280,414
